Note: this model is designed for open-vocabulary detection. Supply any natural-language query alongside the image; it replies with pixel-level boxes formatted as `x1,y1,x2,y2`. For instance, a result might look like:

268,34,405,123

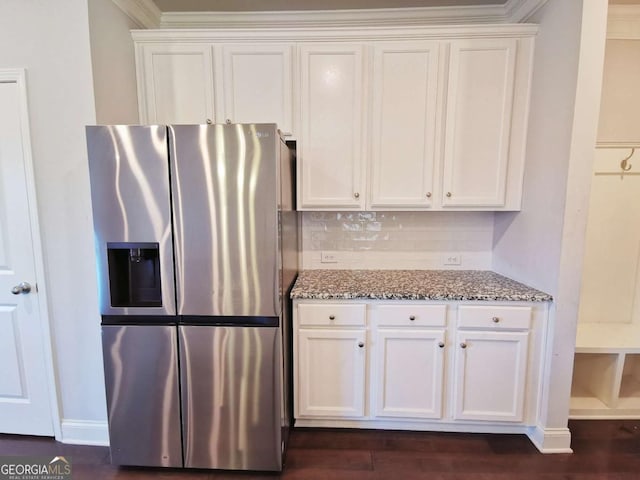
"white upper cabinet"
441,38,525,209
369,42,440,209
133,27,535,211
221,44,293,134
299,44,366,210
137,44,216,124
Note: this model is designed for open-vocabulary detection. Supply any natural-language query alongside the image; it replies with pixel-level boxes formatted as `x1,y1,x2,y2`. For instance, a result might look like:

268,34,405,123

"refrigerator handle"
274,211,282,317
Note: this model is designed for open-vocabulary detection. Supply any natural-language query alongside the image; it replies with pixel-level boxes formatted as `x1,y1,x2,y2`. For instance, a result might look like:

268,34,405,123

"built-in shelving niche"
571,350,640,418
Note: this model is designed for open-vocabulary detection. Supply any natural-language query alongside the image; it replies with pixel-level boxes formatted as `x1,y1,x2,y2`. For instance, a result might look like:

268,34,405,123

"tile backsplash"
301,211,494,270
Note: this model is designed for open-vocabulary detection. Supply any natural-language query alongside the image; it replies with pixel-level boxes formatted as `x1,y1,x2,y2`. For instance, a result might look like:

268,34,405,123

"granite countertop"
290,270,552,302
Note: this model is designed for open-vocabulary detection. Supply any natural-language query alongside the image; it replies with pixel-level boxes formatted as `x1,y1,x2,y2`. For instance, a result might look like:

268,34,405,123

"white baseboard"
527,425,572,453
60,419,109,446
296,418,531,435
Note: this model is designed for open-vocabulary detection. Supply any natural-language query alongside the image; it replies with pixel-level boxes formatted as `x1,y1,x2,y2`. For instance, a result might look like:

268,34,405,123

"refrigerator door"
179,325,283,471
102,325,182,467
169,124,280,317
86,125,176,316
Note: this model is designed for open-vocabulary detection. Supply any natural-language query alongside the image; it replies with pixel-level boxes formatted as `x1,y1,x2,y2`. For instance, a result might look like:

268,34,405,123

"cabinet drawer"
373,304,446,327
298,304,366,326
458,305,531,330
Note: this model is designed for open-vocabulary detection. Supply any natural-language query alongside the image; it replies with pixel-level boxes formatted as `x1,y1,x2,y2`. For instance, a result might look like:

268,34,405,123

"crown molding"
159,6,503,29
607,5,640,40
132,24,538,43
111,0,161,28
504,0,548,23
156,0,547,29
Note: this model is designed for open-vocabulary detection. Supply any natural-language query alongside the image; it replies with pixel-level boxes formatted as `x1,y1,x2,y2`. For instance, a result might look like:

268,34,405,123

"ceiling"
152,0,507,12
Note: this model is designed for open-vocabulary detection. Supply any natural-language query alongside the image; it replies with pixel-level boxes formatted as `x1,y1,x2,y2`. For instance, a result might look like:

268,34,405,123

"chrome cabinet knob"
358,342,365,348
492,316,500,323
426,192,432,198
446,192,452,197
206,118,212,125
11,282,32,295
409,315,416,321
329,315,335,320
460,342,467,349
438,342,445,348
354,192,360,199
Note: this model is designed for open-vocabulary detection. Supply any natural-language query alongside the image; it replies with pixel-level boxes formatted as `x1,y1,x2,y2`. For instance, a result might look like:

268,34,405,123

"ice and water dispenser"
107,242,162,308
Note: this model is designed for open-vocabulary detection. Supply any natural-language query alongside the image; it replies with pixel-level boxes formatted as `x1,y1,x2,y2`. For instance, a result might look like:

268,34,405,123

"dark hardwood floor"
1,420,639,479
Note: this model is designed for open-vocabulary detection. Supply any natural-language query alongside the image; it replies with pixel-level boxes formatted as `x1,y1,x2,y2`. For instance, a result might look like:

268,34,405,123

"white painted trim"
295,418,531,435
111,0,161,29
504,0,548,23
132,24,539,44
527,425,572,453
160,6,504,29
0,68,62,441
607,5,640,40
596,141,640,149
157,0,546,29
570,413,640,420
60,419,109,446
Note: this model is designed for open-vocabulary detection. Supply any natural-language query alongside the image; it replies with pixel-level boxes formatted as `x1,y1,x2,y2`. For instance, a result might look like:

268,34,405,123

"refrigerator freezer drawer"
102,325,182,467
179,325,283,471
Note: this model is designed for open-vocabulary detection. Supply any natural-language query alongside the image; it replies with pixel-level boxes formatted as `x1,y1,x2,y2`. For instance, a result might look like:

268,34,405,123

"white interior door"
0,70,54,436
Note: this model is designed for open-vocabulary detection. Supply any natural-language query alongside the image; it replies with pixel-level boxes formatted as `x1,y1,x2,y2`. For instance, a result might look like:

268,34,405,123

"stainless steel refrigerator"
86,124,297,471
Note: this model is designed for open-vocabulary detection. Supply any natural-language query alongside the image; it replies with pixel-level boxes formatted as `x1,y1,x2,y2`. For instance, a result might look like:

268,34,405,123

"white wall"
598,39,640,144
302,211,494,269
0,0,145,444
0,0,110,443
88,0,140,124
492,0,608,448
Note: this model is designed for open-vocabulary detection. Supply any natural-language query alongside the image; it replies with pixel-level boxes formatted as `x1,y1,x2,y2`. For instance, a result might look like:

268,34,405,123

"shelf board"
570,395,609,411
575,323,640,353
570,391,640,419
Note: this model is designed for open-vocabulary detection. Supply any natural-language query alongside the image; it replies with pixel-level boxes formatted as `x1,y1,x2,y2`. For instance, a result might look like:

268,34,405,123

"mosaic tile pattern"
290,270,553,302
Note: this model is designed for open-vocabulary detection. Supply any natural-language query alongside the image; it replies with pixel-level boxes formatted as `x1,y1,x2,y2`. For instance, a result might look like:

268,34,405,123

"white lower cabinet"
295,303,367,418
297,328,366,418
453,330,529,422
453,304,531,422
294,301,544,435
372,328,445,419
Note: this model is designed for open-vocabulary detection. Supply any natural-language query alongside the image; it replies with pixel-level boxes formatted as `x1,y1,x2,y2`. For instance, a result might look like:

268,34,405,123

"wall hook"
620,148,634,172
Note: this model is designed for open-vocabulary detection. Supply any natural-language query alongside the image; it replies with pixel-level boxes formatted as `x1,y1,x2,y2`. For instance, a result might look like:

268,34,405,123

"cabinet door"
297,329,366,418
222,44,293,134
453,330,529,422
299,44,365,209
370,42,439,209
442,38,517,207
372,328,445,419
138,44,215,124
